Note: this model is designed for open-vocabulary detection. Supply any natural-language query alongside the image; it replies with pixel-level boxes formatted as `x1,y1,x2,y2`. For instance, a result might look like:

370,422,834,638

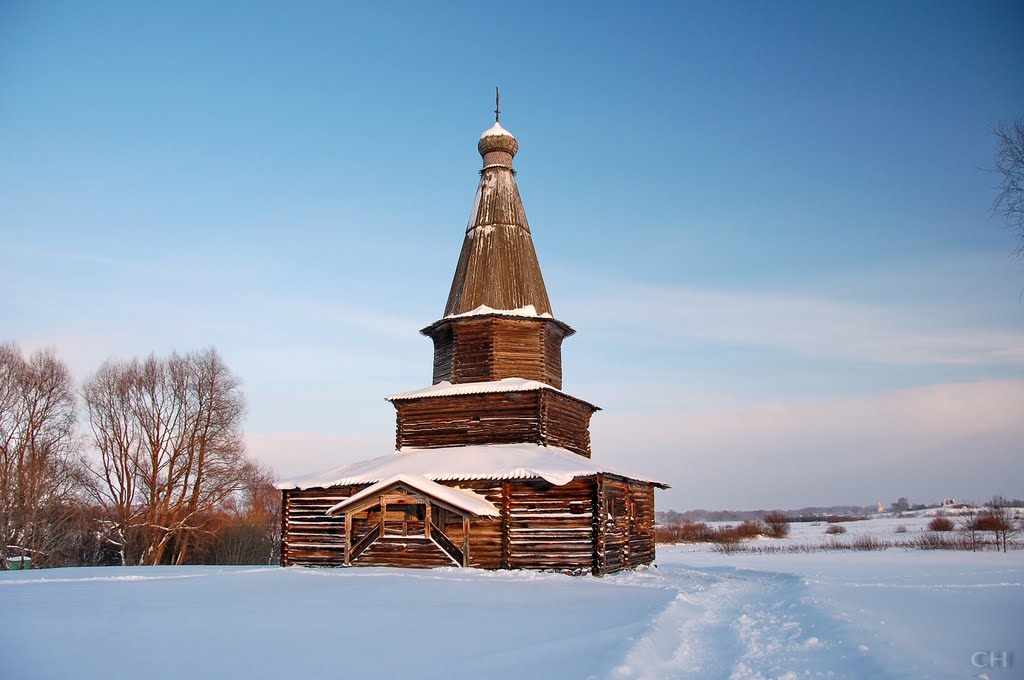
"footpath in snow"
1,547,1021,679
612,546,1023,679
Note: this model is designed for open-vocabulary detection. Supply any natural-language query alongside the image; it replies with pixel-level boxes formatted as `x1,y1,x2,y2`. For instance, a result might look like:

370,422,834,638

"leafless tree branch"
991,120,1024,258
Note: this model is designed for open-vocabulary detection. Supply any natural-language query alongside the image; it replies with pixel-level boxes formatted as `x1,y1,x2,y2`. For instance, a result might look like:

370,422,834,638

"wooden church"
278,107,666,575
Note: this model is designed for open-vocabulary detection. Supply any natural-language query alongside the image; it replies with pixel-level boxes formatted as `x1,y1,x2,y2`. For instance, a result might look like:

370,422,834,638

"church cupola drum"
278,102,666,574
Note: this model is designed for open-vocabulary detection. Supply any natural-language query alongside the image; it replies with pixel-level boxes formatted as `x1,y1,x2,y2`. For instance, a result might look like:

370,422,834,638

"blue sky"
2,1,1022,509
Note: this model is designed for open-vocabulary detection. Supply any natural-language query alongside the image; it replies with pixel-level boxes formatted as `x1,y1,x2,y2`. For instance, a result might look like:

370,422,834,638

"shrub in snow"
713,521,764,544
913,532,969,550
680,522,715,542
894,524,908,534
851,535,884,551
928,517,955,532
825,524,847,535
762,511,791,539
655,521,715,544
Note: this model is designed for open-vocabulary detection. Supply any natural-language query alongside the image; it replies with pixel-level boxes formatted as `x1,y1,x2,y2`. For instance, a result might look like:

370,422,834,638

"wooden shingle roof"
443,122,553,317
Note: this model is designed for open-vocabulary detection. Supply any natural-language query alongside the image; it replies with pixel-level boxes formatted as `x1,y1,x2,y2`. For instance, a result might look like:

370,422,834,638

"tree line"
1,342,279,569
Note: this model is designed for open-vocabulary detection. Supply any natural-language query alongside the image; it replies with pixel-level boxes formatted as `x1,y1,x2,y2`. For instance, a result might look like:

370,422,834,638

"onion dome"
478,122,519,168
478,122,519,157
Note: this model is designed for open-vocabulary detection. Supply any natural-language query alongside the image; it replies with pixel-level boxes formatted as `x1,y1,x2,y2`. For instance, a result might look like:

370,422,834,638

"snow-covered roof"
480,121,514,139
445,304,553,320
277,443,667,490
325,474,499,517
387,377,559,402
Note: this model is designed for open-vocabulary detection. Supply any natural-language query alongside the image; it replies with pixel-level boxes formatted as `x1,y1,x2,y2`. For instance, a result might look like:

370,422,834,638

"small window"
609,496,627,520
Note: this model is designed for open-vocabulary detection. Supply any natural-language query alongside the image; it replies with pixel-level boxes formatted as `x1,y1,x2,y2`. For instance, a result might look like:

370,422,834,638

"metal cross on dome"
495,86,500,123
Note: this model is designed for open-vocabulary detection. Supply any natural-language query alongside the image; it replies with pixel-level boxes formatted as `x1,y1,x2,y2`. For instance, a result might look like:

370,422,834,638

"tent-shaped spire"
443,118,552,317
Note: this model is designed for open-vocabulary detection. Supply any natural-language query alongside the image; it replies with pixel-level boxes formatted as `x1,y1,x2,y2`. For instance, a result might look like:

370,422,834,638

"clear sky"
2,1,1022,510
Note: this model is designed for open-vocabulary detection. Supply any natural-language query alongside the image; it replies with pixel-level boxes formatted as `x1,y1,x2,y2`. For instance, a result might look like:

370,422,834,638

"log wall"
394,390,595,456
444,480,504,569
504,478,595,572
396,391,542,450
424,317,569,388
353,536,455,568
539,391,594,458
281,475,658,574
281,486,360,567
625,482,656,568
594,475,656,574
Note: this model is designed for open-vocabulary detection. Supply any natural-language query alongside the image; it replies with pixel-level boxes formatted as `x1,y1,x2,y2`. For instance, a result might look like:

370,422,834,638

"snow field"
2,515,1022,680
0,565,674,680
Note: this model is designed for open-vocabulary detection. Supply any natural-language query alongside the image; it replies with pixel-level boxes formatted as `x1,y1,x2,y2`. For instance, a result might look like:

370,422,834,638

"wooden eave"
389,384,601,413
419,313,576,339
596,471,671,491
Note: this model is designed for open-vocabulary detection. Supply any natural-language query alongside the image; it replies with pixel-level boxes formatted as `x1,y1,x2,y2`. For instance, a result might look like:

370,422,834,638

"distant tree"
207,461,281,565
762,511,790,539
991,120,1024,257
84,349,250,565
656,509,685,525
0,343,85,569
960,505,984,552
979,496,1018,553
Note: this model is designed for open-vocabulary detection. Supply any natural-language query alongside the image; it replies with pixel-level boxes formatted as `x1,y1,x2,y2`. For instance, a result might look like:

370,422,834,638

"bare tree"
0,343,84,568
980,496,1018,553
992,120,1024,257
960,505,985,552
82,358,144,564
84,349,250,565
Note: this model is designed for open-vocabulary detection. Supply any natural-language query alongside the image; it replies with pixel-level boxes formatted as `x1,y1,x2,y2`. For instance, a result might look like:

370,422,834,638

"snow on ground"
0,565,673,680
2,519,1022,680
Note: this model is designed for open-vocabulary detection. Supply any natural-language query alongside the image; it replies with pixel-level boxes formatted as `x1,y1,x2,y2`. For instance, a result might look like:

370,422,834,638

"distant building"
278,109,666,574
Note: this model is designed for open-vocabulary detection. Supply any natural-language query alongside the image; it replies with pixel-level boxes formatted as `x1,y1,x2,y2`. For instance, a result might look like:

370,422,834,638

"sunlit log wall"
281,474,655,574
393,390,595,457
424,316,570,388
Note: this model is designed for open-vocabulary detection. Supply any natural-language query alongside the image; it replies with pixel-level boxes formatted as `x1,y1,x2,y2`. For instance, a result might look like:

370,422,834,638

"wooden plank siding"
423,316,571,389
282,475,657,574
394,390,596,457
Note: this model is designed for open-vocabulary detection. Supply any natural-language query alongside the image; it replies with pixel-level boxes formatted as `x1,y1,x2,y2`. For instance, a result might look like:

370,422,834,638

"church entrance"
326,479,488,569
